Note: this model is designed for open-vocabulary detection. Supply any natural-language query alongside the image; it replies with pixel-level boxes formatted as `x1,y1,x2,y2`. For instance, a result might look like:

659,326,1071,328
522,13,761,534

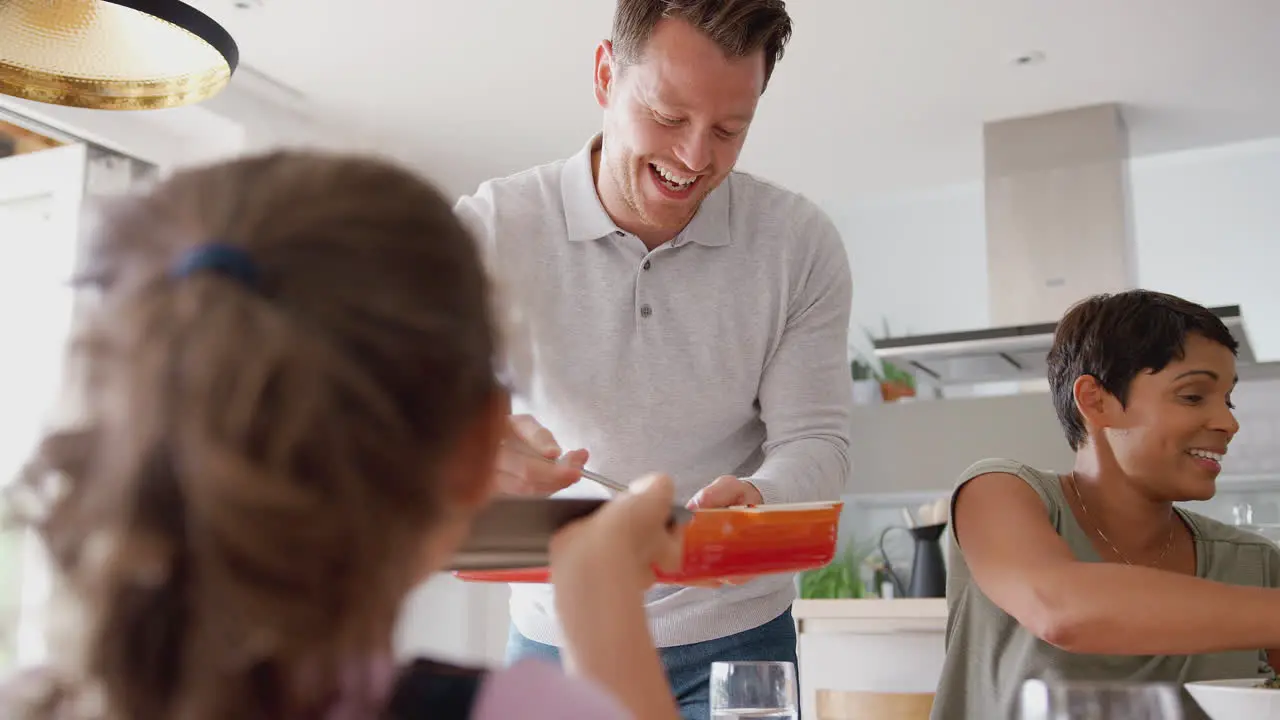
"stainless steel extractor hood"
875,305,1255,386
873,104,1258,386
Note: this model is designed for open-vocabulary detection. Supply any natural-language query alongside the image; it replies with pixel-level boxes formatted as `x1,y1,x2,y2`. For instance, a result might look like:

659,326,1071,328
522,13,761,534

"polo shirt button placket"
637,251,654,318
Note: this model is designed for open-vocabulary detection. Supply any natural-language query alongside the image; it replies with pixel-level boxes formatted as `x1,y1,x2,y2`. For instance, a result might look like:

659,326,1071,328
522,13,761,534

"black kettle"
878,522,948,598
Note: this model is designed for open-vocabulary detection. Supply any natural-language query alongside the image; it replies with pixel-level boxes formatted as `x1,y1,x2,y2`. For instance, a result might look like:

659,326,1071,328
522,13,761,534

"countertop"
793,598,948,633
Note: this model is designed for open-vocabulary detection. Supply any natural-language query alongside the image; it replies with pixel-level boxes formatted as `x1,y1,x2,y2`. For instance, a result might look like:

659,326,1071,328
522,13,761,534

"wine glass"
1018,678,1185,720
710,661,798,720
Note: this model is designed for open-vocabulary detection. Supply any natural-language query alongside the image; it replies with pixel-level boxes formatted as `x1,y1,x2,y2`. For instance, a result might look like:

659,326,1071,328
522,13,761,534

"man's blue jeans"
505,608,799,720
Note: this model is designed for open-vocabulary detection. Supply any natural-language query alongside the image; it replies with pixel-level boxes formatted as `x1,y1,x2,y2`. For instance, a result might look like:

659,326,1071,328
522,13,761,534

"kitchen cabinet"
845,391,1073,495
794,599,946,720
395,574,511,666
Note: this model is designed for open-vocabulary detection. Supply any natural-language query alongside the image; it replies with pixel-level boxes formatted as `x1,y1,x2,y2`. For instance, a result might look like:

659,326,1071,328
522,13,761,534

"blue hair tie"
170,243,260,289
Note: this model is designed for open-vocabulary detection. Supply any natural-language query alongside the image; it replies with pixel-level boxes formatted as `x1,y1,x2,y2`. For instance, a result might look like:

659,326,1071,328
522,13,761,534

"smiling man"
453,1,852,718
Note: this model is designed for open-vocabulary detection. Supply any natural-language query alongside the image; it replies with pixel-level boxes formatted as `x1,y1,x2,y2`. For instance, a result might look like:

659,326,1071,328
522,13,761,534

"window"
0,529,23,669
0,131,153,674
0,143,87,673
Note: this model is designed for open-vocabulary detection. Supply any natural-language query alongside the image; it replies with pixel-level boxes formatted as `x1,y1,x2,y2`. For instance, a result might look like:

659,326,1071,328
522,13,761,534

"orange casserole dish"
454,500,842,584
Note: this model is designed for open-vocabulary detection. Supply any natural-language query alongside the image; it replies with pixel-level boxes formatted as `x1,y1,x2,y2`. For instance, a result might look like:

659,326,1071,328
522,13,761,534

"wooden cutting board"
816,690,934,720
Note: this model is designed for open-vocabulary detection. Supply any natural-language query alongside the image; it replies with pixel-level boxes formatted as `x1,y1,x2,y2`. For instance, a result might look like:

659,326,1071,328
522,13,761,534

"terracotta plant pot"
880,381,916,403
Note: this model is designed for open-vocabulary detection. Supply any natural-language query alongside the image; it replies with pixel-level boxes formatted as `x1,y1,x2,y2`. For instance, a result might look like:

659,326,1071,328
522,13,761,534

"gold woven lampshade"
0,0,239,110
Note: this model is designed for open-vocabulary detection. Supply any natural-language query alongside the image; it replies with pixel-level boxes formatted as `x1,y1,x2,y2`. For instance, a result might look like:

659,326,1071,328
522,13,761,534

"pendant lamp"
0,0,239,111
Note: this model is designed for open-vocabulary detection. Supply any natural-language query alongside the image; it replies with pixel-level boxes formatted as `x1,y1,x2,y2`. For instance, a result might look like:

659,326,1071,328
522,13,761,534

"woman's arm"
957,472,1280,655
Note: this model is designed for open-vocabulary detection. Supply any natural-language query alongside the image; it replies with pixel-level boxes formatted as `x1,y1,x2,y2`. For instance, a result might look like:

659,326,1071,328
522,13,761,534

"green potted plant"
864,319,917,403
879,359,917,402
799,540,874,599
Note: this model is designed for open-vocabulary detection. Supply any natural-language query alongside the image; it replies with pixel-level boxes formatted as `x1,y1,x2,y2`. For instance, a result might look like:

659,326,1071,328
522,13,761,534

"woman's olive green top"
931,458,1280,720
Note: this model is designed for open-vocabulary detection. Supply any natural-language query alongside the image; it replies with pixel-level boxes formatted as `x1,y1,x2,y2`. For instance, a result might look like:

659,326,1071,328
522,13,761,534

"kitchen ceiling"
186,0,1280,200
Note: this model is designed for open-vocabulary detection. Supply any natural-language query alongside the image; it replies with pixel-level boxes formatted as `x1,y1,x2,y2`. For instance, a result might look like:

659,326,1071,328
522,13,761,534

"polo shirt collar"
560,133,732,248
562,135,620,242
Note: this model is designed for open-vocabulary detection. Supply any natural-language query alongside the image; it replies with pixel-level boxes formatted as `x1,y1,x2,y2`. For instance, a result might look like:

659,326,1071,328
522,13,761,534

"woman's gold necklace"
1069,471,1175,568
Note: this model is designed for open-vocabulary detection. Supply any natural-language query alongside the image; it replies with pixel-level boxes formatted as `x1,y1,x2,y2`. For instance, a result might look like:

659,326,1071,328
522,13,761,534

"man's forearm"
746,436,849,505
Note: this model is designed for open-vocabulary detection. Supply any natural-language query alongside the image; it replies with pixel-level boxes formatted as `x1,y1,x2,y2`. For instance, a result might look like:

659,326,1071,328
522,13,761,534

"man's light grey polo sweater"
454,135,853,648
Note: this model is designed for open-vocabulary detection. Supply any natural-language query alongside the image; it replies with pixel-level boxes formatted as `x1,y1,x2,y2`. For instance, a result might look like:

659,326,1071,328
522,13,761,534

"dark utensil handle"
878,526,909,597
668,505,694,529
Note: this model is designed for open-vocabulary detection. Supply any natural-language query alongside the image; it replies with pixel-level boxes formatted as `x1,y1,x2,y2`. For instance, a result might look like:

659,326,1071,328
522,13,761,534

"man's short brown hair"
611,0,793,91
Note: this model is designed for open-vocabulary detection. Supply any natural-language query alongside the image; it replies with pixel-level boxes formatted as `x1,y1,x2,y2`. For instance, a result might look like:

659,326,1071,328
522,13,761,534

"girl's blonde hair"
6,151,499,719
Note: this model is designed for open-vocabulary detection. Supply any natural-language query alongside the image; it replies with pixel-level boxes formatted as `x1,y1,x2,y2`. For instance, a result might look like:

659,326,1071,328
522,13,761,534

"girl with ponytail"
1,152,684,720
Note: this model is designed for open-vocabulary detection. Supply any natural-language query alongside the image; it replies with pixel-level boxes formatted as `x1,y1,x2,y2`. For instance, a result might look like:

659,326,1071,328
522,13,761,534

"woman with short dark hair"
933,289,1280,720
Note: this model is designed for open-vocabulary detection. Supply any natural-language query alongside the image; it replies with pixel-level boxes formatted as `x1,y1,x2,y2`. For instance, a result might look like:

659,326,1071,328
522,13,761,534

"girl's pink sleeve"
470,659,633,720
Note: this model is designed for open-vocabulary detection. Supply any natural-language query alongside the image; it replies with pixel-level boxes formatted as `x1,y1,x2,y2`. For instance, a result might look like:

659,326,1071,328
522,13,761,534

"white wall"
1130,140,1280,360
833,136,1280,360
834,182,988,358
197,74,392,159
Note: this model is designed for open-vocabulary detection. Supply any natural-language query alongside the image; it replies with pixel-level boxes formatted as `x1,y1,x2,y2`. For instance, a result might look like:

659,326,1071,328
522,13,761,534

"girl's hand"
549,473,685,593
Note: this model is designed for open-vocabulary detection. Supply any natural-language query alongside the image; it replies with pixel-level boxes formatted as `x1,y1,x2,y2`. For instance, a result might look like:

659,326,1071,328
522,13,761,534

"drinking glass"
1018,678,1185,720
710,661,798,720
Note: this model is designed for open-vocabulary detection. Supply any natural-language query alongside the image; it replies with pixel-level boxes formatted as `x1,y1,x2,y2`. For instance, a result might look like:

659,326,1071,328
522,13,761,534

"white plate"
1185,678,1280,719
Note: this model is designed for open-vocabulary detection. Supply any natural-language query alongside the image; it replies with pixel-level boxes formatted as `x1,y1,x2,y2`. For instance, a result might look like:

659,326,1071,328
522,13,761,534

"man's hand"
496,414,589,497
686,475,764,510
679,475,765,588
